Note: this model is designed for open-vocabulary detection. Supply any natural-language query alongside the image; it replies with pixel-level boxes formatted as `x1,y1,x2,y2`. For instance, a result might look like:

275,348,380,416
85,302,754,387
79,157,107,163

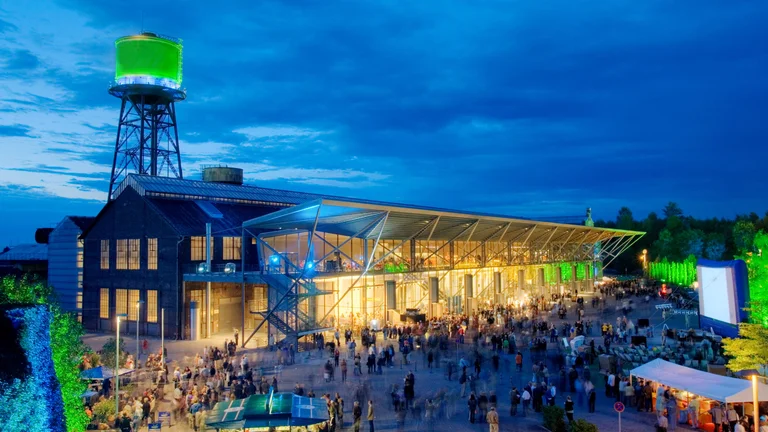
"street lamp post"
115,313,127,417
753,375,760,432
136,300,145,364
642,249,648,273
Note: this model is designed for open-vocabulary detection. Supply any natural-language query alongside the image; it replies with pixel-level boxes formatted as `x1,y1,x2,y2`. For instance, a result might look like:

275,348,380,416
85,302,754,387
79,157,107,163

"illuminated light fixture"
197,263,209,273
306,261,314,269
270,254,280,264
224,263,236,274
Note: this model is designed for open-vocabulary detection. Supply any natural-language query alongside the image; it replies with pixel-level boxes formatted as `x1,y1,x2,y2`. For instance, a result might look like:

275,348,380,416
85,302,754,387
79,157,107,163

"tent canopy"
630,359,768,403
206,392,329,430
80,366,134,380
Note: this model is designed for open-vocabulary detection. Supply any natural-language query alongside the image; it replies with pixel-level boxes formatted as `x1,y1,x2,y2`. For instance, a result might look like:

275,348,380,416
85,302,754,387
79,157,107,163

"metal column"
206,223,212,338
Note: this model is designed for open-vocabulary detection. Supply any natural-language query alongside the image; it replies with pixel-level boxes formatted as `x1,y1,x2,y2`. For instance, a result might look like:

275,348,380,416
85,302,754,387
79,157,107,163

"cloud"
0,124,32,137
0,0,767,244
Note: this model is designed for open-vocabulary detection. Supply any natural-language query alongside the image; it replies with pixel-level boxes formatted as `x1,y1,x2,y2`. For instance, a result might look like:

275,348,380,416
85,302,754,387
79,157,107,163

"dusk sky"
1,1,767,245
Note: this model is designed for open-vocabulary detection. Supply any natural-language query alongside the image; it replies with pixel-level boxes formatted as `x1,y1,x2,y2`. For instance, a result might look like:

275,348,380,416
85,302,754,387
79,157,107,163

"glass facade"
147,290,158,323
257,229,596,326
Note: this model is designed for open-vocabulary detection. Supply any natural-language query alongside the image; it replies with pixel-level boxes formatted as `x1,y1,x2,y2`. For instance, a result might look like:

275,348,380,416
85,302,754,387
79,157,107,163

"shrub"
100,337,127,370
92,399,116,424
542,405,567,432
571,419,599,432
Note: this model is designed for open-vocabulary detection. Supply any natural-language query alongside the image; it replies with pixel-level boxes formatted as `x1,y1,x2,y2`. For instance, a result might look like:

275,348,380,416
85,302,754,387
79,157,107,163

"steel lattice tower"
107,32,186,200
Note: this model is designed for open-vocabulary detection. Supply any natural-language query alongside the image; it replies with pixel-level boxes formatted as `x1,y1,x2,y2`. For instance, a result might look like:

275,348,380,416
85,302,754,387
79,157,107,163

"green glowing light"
115,35,183,84
648,255,697,287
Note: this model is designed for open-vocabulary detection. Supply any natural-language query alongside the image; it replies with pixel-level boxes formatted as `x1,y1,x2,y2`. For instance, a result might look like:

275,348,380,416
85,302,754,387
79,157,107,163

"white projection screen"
698,266,738,324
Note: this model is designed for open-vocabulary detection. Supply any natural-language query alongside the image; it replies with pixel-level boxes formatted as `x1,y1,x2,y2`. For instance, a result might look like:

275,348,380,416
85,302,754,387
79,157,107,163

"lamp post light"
753,375,760,432
115,313,128,417
136,300,145,364
642,249,648,273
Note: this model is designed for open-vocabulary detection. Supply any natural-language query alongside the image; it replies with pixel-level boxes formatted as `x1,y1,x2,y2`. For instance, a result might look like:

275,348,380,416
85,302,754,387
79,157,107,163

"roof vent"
202,165,244,185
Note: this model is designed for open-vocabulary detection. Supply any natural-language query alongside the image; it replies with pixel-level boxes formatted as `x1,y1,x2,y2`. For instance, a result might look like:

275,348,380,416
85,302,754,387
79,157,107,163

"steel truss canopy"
243,198,644,248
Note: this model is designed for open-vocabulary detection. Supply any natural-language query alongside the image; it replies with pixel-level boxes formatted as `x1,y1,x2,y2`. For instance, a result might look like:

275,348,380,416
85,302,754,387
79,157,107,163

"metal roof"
0,244,48,261
243,199,644,243
116,174,591,224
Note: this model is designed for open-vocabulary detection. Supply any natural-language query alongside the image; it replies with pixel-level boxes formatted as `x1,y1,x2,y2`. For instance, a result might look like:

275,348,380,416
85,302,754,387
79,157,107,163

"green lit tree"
733,220,757,253
0,276,89,432
723,317,768,374
741,232,768,323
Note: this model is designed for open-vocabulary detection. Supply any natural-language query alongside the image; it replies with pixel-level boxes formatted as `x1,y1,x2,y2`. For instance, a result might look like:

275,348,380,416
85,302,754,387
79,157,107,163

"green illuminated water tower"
108,32,186,199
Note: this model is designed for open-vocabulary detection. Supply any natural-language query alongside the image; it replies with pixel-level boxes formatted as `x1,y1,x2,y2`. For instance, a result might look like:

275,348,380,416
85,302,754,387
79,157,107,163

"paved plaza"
84,291,694,432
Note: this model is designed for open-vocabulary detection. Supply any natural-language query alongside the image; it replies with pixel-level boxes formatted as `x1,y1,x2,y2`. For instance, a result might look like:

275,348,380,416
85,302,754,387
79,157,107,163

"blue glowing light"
270,255,280,264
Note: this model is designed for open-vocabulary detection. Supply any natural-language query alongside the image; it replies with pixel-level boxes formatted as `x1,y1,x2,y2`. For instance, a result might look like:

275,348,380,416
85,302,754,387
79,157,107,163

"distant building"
0,243,48,278
47,216,94,320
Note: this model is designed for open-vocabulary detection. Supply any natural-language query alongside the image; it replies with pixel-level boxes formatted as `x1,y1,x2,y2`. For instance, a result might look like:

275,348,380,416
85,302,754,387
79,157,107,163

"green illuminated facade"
115,35,183,85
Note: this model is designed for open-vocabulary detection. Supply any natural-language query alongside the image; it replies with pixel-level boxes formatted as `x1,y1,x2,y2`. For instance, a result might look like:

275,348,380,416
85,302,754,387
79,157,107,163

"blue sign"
148,423,161,430
158,411,171,425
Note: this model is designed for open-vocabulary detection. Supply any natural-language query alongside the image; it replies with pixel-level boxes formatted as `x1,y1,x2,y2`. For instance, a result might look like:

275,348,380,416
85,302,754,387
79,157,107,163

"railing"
183,263,260,274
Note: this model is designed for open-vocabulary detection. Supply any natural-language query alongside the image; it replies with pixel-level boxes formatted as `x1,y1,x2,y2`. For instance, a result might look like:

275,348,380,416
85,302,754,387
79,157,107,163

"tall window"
191,236,212,261
223,237,242,260
77,271,83,288
116,240,128,269
100,239,110,269
116,289,128,316
77,240,84,269
128,289,140,320
99,288,109,319
128,239,140,270
148,238,158,270
76,292,83,310
147,290,158,323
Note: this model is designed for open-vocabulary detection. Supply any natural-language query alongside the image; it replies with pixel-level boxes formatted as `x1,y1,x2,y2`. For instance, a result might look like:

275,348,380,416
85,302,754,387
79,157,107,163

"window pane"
128,239,140,270
116,289,127,315
100,288,109,319
147,290,158,323
148,238,158,270
101,239,110,270
116,240,127,270
191,236,206,261
77,249,83,269
223,237,242,260
77,271,83,288
128,289,140,320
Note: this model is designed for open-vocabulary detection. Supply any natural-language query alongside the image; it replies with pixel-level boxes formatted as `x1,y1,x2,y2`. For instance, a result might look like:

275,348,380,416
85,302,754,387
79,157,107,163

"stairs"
256,271,333,344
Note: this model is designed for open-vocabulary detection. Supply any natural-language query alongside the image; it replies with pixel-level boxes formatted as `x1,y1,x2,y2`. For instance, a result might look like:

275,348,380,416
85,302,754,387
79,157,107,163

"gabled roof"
67,216,96,232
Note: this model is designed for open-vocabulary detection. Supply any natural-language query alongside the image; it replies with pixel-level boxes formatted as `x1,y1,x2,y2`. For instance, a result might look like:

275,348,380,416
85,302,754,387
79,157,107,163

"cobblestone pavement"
84,291,696,431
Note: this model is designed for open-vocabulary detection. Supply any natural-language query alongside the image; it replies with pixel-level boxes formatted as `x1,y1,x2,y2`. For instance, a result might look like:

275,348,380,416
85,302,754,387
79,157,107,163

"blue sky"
1,0,767,245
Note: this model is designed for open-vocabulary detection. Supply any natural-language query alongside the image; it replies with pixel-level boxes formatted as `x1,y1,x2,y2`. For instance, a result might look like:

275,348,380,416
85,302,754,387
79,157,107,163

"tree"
679,229,706,258
723,320,768,373
616,207,635,230
0,276,89,432
705,233,726,260
542,405,567,432
100,337,127,371
663,202,683,219
733,221,757,253
740,232,768,324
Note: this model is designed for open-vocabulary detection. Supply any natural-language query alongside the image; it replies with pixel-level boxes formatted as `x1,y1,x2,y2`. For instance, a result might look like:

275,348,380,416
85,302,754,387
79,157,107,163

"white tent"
630,359,768,403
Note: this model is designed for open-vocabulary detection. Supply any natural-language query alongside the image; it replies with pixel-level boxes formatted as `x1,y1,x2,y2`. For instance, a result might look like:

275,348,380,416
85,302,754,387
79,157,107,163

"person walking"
367,400,375,432
521,387,531,417
341,359,348,383
510,387,520,416
468,392,478,424
486,407,499,432
688,397,700,429
727,404,739,432
564,396,574,423
353,401,362,432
